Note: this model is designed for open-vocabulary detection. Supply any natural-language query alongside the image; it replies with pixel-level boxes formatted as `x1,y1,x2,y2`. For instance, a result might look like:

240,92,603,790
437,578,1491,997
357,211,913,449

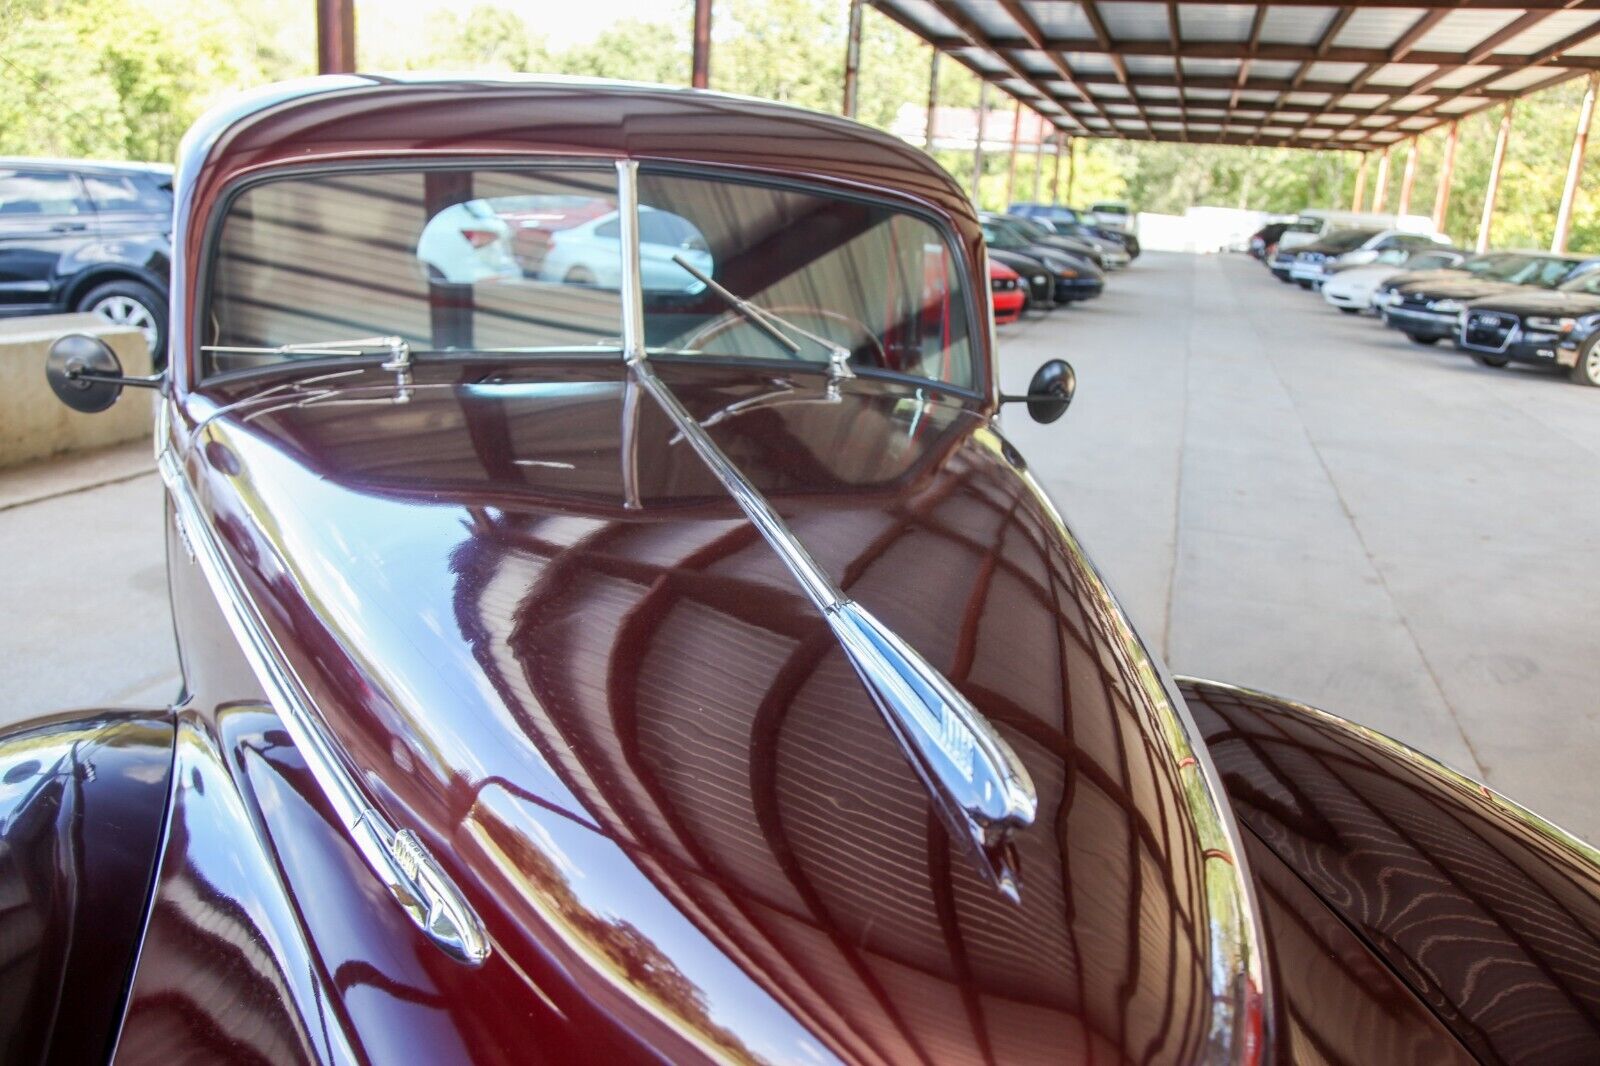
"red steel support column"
1553,73,1598,253
1351,152,1368,212
1477,100,1516,253
1397,138,1419,216
972,82,989,204
842,0,864,118
691,0,712,89
1371,146,1391,213
1433,121,1459,234
1051,135,1063,204
925,49,940,149
316,0,355,74
1004,100,1022,208
1066,135,1076,204
1030,113,1044,202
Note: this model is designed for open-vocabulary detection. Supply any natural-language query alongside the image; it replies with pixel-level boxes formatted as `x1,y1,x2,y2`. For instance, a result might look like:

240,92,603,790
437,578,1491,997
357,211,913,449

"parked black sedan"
0,158,172,357
1377,251,1600,346
1008,202,1140,258
986,247,1056,307
981,218,1105,303
982,211,1107,269
1460,269,1600,385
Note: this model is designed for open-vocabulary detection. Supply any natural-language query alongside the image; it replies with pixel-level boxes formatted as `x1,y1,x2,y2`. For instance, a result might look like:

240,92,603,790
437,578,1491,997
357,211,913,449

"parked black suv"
1459,269,1600,385
0,159,172,358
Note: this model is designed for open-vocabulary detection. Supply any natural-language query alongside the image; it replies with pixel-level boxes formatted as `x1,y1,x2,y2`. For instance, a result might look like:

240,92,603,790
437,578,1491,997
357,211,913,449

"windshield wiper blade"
671,254,855,379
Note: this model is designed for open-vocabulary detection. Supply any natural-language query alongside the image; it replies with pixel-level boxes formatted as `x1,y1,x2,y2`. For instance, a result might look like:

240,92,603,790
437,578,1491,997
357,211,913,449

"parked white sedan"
1323,248,1466,313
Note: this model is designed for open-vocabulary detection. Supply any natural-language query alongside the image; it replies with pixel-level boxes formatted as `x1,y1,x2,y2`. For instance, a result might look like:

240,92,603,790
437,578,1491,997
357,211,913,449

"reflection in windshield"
203,165,975,392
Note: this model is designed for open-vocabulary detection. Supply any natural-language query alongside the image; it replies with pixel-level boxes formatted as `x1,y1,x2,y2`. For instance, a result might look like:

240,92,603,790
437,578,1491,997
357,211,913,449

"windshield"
1475,254,1580,285
1287,219,1322,233
1090,203,1128,216
1320,229,1381,252
1558,269,1600,295
202,165,977,391
1006,216,1051,239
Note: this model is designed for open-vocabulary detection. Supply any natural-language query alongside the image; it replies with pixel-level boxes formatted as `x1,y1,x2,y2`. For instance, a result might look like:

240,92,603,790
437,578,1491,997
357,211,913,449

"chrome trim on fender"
159,447,490,965
1000,443,1269,1060
614,161,1037,902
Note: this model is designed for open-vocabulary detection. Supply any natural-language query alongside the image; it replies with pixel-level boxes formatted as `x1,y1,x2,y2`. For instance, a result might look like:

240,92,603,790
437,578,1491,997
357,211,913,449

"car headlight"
1033,274,1047,285
1431,299,1464,313
1526,315,1578,332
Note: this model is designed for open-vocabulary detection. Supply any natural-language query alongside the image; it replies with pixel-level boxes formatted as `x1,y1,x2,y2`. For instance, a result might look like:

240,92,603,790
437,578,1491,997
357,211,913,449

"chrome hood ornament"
613,161,1037,900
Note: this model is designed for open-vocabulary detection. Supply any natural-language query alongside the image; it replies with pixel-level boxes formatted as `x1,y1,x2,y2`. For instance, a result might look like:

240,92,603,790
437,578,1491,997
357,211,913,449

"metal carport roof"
869,0,1600,151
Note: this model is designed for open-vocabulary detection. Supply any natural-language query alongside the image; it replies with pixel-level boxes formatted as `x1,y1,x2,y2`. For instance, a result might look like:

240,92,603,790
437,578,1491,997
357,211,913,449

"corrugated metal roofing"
872,0,1600,150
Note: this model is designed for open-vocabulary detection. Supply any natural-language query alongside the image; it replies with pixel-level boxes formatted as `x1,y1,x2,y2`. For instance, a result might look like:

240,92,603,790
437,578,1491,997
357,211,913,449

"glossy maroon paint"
98,75,1600,1065
0,710,173,1063
1184,679,1600,1064
125,355,1237,1062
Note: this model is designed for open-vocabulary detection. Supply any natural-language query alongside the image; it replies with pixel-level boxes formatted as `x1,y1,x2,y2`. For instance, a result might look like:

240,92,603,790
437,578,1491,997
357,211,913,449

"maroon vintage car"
16,75,1600,1065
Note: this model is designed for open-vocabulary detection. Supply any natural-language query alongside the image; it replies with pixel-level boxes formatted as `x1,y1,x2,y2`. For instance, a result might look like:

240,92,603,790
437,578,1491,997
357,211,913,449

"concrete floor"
1002,251,1600,844
4,249,1597,841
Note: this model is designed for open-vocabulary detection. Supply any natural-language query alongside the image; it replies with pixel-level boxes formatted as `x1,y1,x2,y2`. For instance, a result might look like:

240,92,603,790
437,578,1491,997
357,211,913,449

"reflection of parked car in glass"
538,205,711,291
1459,269,1600,385
0,158,172,358
416,199,520,284
1321,248,1466,313
491,195,611,276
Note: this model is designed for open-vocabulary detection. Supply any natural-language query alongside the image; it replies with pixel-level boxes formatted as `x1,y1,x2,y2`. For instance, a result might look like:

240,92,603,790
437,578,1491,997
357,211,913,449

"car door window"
0,170,87,217
83,173,170,213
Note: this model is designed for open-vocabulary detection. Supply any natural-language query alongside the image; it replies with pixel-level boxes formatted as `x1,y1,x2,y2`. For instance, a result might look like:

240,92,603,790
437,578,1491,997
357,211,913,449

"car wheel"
1297,280,1312,289
1405,333,1440,346
1337,306,1360,315
78,279,166,363
565,266,596,286
1470,352,1510,369
1570,338,1600,386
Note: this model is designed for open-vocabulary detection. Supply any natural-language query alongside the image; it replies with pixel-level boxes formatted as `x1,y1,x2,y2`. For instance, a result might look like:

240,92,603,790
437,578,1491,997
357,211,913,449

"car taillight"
461,228,499,249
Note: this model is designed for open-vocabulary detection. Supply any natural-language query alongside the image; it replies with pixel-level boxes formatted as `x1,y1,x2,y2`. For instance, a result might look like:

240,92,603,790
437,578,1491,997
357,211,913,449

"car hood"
988,248,1048,275
1395,277,1524,301
1382,266,1470,289
186,358,1258,1063
1466,288,1600,316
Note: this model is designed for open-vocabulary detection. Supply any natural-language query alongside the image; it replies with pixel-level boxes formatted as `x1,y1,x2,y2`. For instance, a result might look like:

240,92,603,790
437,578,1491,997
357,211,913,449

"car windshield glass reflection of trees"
203,166,974,392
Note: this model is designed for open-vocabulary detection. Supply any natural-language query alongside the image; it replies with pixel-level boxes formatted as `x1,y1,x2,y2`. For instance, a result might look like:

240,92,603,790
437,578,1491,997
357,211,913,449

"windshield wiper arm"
671,254,855,379
202,335,412,370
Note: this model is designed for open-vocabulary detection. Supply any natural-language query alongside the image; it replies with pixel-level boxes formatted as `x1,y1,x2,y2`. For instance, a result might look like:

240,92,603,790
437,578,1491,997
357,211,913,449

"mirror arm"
66,369,163,389
998,392,1051,404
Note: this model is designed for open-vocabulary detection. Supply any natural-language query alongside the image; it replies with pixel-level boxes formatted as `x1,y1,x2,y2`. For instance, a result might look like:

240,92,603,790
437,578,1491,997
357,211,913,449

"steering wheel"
680,304,887,369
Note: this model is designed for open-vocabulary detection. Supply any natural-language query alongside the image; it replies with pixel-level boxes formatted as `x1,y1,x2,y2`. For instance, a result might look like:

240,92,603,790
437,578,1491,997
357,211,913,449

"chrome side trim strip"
159,448,490,965
614,161,1036,902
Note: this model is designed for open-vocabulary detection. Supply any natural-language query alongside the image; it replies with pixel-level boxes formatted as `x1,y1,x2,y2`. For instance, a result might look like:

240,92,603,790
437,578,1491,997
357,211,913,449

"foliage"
1,0,1595,250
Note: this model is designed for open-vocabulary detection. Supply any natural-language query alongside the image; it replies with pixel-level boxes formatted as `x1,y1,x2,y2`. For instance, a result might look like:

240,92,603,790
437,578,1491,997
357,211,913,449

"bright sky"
359,0,678,49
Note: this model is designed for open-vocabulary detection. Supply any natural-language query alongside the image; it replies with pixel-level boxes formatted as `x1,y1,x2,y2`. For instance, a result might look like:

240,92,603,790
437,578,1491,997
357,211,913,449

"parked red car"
989,259,1025,324
23,76,1600,1064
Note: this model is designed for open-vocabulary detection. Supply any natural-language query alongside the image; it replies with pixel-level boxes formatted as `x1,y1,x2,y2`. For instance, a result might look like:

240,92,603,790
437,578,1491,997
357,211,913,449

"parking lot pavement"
6,255,1598,845
0,442,179,725
1000,250,1600,844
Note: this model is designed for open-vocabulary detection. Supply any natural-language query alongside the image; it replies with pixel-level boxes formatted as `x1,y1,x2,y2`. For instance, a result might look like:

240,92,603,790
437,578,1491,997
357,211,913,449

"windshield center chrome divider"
613,161,1037,902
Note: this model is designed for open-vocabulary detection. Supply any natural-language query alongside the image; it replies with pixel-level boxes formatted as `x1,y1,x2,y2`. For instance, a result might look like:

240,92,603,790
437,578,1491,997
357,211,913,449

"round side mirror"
1025,359,1076,424
46,333,125,413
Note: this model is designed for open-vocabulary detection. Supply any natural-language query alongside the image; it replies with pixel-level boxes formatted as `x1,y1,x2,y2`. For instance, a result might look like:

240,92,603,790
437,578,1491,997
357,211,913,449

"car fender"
1180,676,1600,1063
57,239,172,306
0,708,175,1065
